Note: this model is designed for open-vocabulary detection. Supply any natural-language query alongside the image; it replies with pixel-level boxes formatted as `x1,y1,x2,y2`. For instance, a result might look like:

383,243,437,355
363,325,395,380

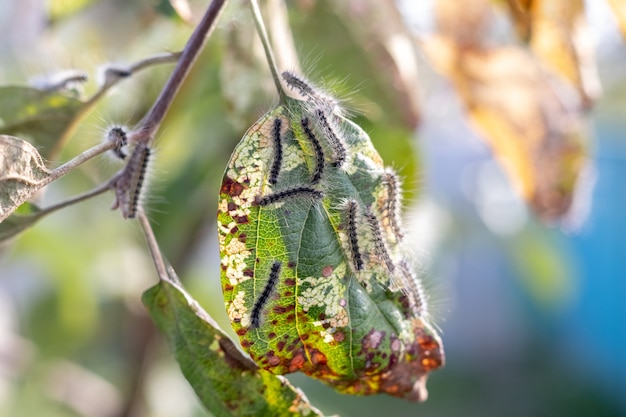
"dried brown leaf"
421,36,587,219
0,135,53,222
528,0,601,107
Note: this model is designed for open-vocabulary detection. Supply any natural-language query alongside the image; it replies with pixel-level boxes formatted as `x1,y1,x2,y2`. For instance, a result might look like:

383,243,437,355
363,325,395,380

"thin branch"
33,181,112,218
128,51,183,73
135,0,229,145
87,51,183,107
249,0,287,103
49,52,182,160
109,0,229,222
137,210,168,281
47,140,115,185
0,181,113,242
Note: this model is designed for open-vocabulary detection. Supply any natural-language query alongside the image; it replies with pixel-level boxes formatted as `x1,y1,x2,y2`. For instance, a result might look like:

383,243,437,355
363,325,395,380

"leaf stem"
137,210,169,281
48,51,182,161
86,51,183,107
35,180,112,217
0,181,112,241
47,141,115,185
134,0,229,145
249,0,287,103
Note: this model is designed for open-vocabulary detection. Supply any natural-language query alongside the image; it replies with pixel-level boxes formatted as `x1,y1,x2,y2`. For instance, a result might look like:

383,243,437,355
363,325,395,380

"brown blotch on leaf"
333,331,345,342
362,329,385,350
310,349,327,366
284,278,296,286
221,176,245,197
268,355,281,366
273,305,288,314
289,351,306,372
233,215,249,224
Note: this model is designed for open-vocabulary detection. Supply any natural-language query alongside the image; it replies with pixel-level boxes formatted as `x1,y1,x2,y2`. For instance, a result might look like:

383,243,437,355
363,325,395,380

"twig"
134,0,229,145
49,52,182,160
127,51,183,73
137,210,168,281
249,0,287,103
87,51,183,106
48,140,116,184
32,181,112,218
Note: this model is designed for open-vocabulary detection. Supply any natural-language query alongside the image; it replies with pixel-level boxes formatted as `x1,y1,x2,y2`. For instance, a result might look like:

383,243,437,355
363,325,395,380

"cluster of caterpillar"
340,194,426,316
283,71,348,170
255,71,425,317
254,72,348,208
107,126,152,219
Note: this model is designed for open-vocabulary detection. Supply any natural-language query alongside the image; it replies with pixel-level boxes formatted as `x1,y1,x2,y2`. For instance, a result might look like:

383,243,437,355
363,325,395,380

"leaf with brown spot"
218,96,443,401
142,270,325,417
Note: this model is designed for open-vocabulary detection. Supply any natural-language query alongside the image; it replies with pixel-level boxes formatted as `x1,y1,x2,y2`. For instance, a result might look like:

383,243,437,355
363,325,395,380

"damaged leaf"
143,269,326,417
0,135,53,222
218,90,443,401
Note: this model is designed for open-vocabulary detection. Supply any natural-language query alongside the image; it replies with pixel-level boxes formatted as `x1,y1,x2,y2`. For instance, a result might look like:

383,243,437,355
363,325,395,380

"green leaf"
218,95,444,402
142,269,326,417
0,86,84,156
0,202,45,242
0,135,53,222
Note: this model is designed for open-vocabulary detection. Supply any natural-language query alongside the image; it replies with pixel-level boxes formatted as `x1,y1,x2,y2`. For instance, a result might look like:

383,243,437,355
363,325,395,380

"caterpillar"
269,118,283,185
364,209,395,273
313,109,347,168
381,169,404,242
397,260,427,317
256,187,323,207
344,199,364,271
107,126,128,160
301,117,325,184
126,143,151,219
282,71,318,99
250,261,282,329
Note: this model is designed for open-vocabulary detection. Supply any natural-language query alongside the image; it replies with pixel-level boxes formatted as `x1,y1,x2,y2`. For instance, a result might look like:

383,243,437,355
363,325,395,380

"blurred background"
0,0,625,416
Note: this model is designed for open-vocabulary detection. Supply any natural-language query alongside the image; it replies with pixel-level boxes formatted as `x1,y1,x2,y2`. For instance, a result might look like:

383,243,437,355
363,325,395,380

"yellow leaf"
422,32,587,219
529,0,601,106
607,0,626,38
